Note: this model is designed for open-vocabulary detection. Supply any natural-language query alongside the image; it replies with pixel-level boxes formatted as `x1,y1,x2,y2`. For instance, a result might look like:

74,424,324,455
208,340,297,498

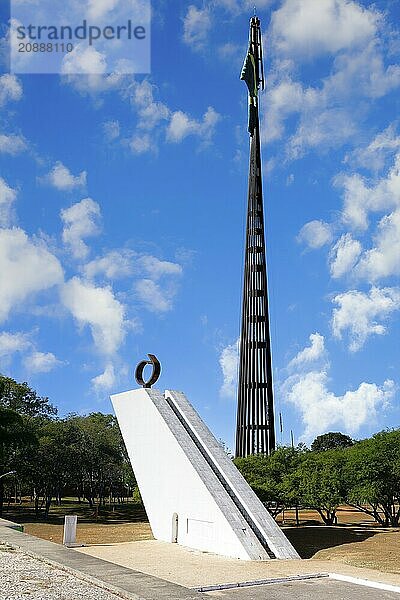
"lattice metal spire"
235,15,275,458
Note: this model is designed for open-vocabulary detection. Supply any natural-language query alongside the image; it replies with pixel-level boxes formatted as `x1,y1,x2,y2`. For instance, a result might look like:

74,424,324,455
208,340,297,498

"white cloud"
129,133,153,154
218,42,242,62
63,72,127,96
0,228,63,323
91,363,116,391
261,78,330,149
330,233,362,278
183,5,212,51
86,0,119,20
267,78,350,151
181,0,279,52
332,286,400,351
264,3,400,159
288,332,325,369
133,252,182,312
61,277,126,355
24,351,62,373
127,84,220,151
62,45,107,75
219,338,239,398
345,124,400,172
83,250,182,283
263,79,308,143
0,178,17,227
286,369,394,441
265,40,400,152
287,108,357,159
355,209,400,282
129,79,170,131
0,133,27,156
0,331,61,373
326,41,400,100
270,0,379,59
135,279,176,313
127,79,220,154
166,112,193,142
0,74,23,107
336,152,400,230
297,220,332,249
87,78,219,154
46,162,87,191
138,255,182,280
283,330,394,440
83,249,134,280
61,198,101,259
166,106,220,144
0,331,30,358
103,120,120,141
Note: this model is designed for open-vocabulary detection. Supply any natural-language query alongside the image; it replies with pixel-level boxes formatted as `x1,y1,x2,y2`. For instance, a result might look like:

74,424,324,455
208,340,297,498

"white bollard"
63,515,77,546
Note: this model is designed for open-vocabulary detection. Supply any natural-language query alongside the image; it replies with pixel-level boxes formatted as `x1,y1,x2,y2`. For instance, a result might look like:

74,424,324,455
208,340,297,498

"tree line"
0,375,135,517
235,429,400,527
1,374,399,526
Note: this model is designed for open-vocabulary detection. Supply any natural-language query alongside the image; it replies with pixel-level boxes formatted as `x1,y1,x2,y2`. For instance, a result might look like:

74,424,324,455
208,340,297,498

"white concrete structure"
111,388,299,561
63,515,77,546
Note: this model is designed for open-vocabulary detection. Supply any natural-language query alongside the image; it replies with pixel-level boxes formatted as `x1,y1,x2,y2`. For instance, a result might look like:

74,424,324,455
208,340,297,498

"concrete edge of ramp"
329,573,400,595
0,527,203,600
193,573,400,595
193,572,329,592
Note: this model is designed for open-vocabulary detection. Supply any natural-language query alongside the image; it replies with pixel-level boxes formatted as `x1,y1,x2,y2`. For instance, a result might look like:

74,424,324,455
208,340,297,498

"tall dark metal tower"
235,16,275,458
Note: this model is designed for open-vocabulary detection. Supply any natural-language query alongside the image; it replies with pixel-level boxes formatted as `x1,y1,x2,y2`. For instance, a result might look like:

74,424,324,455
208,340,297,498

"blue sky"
0,0,399,450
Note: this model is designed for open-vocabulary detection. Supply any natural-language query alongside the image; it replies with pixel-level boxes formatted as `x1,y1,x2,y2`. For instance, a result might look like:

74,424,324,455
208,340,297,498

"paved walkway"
0,528,201,600
1,527,399,600
205,579,400,599
76,538,400,590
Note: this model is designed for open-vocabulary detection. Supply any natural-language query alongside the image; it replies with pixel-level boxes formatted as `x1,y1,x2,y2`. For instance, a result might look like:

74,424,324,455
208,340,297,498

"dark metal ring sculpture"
135,354,161,388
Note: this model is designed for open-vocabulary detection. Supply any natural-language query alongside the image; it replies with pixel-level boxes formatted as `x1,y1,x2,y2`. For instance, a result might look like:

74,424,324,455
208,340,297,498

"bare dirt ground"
24,521,153,545
281,507,399,574
313,530,400,574
7,502,400,575
285,526,400,573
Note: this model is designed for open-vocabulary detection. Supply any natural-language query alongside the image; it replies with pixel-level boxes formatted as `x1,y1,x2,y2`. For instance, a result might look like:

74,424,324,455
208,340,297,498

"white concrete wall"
112,388,255,559
166,390,300,560
111,388,299,560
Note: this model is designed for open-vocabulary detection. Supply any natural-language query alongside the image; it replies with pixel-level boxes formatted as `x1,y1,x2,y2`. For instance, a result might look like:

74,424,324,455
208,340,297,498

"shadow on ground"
3,499,148,525
285,526,380,558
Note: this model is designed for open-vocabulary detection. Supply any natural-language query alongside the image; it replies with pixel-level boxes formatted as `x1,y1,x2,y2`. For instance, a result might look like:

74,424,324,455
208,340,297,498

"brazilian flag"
241,51,257,98
240,50,258,133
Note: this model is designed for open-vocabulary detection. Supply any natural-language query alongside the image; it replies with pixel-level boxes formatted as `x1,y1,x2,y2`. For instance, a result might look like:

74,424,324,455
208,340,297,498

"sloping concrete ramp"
111,388,299,561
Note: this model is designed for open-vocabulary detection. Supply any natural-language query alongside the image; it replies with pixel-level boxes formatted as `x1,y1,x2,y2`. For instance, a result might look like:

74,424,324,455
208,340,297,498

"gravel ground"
0,544,125,600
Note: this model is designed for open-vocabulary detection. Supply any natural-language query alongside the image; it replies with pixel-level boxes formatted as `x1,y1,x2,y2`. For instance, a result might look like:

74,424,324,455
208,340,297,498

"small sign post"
63,515,77,547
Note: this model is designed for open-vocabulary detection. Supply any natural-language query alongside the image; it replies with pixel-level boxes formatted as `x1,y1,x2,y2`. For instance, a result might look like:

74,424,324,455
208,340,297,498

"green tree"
235,447,305,517
295,449,346,525
345,429,400,527
0,376,135,518
69,413,130,511
0,375,56,419
27,418,82,517
311,432,354,452
0,407,36,515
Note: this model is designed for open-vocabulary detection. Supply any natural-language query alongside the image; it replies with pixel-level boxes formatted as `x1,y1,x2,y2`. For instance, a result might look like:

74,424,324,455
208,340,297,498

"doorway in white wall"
172,512,178,543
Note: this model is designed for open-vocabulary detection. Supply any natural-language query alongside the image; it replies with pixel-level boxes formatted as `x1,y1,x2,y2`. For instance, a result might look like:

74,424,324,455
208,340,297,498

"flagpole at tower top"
235,15,276,458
